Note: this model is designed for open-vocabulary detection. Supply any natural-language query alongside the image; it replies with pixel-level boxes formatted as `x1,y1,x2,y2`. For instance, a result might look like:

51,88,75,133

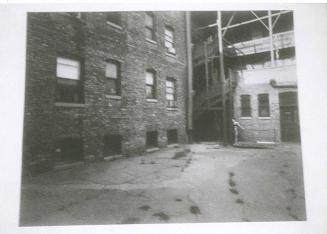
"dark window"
146,131,158,148
103,134,122,156
55,138,84,162
145,12,156,41
166,78,176,107
56,57,83,103
164,26,176,55
258,94,270,117
241,95,251,117
105,60,121,95
167,129,178,144
107,12,121,26
146,69,156,99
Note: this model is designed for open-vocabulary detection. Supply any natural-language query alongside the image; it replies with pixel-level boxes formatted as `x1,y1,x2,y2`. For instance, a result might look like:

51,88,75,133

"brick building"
192,11,300,144
23,12,193,170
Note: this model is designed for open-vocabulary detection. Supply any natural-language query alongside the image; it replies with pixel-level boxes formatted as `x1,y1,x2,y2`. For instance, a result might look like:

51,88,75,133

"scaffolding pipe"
268,10,275,66
217,11,228,146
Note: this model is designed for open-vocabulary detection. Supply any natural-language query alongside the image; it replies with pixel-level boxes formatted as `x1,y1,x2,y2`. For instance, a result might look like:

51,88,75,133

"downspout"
185,12,193,143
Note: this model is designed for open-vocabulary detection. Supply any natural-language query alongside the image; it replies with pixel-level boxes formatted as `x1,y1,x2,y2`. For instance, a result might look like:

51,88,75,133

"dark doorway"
103,134,122,156
55,138,84,162
146,131,158,148
167,129,178,145
279,92,301,142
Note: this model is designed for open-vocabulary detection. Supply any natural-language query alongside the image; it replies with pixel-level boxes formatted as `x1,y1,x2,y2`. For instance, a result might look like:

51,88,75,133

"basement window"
258,93,270,117
56,57,83,103
164,26,176,55
241,95,251,117
146,69,156,99
167,129,178,145
146,131,158,148
103,134,122,156
166,78,177,108
55,138,84,162
105,60,121,96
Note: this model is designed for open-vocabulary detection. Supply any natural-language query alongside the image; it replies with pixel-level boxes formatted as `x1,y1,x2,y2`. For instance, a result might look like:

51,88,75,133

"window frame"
145,12,156,41
164,26,176,55
145,69,156,100
240,94,252,117
55,56,83,104
258,93,270,117
106,12,122,27
166,77,177,108
105,59,121,96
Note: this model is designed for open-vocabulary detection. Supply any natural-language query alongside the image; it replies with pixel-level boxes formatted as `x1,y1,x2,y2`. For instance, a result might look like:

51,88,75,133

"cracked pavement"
19,143,306,226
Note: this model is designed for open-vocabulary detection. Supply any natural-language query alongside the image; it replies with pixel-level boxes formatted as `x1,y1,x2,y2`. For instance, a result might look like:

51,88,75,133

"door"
279,92,301,142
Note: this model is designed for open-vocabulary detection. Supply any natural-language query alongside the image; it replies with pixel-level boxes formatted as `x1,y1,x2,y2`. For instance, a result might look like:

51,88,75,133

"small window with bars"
105,60,121,96
146,69,156,99
166,78,176,108
145,12,156,41
241,95,251,117
258,93,270,117
164,26,176,55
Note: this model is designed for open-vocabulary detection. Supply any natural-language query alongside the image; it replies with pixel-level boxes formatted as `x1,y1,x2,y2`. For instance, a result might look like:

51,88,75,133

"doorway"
279,92,301,142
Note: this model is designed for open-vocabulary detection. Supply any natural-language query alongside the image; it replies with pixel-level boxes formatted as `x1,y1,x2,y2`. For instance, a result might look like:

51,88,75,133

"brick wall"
233,64,298,143
23,12,188,166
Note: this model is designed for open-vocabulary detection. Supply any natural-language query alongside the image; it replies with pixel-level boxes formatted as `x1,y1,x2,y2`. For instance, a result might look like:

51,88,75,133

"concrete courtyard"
19,143,306,226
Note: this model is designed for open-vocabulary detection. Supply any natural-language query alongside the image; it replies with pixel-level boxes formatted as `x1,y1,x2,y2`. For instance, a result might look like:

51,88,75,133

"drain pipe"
185,11,193,143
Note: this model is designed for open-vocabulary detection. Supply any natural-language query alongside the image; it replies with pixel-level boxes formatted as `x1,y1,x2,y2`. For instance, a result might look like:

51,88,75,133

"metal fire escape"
193,10,292,145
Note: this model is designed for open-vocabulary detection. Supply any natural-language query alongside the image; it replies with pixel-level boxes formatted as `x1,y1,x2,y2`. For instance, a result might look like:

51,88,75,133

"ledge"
167,107,178,111
146,99,158,103
239,117,252,120
167,144,179,148
146,147,160,153
106,21,123,30
146,38,158,45
103,154,123,161
165,52,177,59
105,95,122,100
55,102,87,108
258,117,271,120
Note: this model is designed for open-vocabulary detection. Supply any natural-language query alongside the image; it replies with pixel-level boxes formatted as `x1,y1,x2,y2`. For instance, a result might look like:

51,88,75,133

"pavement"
19,143,306,226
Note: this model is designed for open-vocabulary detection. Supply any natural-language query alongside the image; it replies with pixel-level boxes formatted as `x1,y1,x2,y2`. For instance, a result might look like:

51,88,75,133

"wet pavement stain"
139,205,151,211
153,212,170,221
190,205,201,215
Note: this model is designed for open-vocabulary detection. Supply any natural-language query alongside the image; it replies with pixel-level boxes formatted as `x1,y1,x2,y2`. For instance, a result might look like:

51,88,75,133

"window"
164,26,176,55
145,12,156,41
103,134,122,156
146,69,156,99
241,95,251,117
166,78,176,107
55,138,84,162
56,57,83,103
167,129,178,144
258,94,270,117
146,131,158,148
107,12,121,26
105,60,121,95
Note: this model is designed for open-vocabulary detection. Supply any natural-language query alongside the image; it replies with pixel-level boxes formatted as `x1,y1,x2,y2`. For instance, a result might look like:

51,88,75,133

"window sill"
55,102,86,108
146,147,159,153
105,95,122,100
258,117,271,120
165,52,177,58
146,38,157,45
167,107,178,111
146,99,158,103
106,21,123,30
240,117,252,120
